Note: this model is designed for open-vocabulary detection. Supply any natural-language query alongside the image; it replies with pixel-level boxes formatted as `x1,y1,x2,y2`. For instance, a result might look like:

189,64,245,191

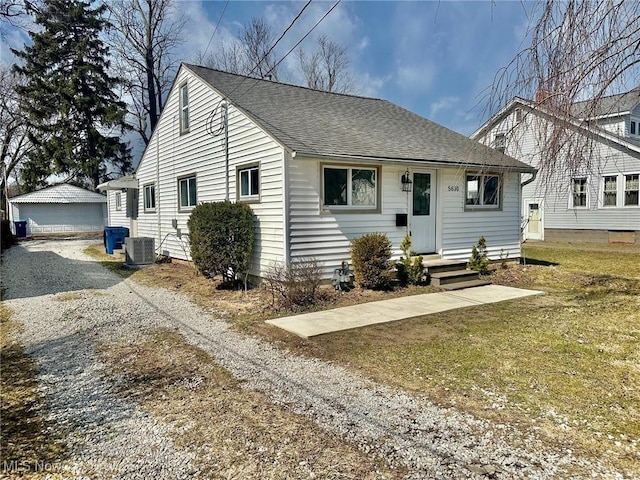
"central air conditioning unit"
125,237,155,265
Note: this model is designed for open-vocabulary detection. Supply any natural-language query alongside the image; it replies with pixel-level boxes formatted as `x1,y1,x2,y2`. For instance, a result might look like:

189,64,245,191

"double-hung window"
238,165,260,201
178,175,197,210
115,192,122,211
624,174,639,206
143,184,156,212
631,120,637,136
602,175,618,207
323,166,377,210
572,178,588,208
179,83,189,133
465,173,500,209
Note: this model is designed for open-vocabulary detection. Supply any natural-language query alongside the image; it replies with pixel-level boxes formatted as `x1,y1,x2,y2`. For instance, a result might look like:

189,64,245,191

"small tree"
468,236,490,275
350,233,392,290
396,234,424,286
187,201,254,283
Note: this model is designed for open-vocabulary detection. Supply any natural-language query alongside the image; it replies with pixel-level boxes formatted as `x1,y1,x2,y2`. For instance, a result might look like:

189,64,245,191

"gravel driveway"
1,239,623,479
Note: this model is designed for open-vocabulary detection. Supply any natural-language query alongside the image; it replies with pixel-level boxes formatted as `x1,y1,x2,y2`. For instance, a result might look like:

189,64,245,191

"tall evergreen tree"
13,0,131,191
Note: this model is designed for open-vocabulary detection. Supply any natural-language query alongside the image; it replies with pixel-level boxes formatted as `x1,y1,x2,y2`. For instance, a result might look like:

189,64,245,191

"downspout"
520,169,537,188
156,120,161,249
223,102,229,201
283,151,293,263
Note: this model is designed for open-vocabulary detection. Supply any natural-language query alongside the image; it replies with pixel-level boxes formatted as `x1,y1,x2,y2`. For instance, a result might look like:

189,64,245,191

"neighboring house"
473,89,640,244
8,184,107,235
118,63,535,279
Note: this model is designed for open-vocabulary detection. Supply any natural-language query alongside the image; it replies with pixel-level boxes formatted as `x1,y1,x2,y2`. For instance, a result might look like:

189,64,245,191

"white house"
8,184,107,235
473,89,640,244
111,63,535,279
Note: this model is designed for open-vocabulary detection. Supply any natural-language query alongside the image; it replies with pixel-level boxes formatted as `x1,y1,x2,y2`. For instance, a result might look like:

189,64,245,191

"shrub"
468,236,490,275
264,258,324,310
188,201,255,283
350,233,392,290
396,234,424,286
1,220,14,251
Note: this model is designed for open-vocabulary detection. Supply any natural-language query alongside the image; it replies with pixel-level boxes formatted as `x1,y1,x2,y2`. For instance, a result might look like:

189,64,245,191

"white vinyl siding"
440,169,521,261
107,190,128,226
134,66,285,278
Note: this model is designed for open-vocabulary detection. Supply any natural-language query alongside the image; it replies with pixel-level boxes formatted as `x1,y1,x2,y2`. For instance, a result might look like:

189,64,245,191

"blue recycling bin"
14,220,27,238
104,226,129,254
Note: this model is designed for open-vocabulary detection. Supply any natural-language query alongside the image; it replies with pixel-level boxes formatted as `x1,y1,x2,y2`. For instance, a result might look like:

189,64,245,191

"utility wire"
202,0,230,59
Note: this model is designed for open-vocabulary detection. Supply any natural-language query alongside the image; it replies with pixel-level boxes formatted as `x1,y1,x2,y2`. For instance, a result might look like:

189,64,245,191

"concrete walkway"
266,284,543,338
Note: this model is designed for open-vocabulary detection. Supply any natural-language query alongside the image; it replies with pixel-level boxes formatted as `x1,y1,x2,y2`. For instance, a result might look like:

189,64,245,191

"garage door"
19,204,106,234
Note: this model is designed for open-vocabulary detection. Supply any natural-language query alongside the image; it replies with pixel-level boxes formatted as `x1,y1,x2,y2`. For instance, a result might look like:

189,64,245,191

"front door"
525,199,543,240
410,171,436,253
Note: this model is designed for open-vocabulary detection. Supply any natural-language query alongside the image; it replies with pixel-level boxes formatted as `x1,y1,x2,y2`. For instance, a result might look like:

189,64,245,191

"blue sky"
1,1,535,145
180,0,535,135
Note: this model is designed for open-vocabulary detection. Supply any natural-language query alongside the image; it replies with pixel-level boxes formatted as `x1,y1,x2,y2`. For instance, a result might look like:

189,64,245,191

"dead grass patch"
99,329,403,479
0,304,67,478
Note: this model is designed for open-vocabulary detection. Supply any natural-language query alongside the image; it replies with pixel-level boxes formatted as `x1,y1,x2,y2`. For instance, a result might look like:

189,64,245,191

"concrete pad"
266,285,544,338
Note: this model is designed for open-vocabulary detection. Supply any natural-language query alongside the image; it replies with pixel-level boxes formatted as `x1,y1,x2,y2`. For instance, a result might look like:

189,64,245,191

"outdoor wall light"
401,170,412,192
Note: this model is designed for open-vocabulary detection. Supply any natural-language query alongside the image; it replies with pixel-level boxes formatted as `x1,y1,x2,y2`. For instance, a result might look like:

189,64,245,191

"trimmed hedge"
187,201,255,283
350,232,392,290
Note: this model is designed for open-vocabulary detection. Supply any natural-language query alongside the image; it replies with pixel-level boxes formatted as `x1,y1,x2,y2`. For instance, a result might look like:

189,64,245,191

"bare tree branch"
297,34,353,93
107,0,186,146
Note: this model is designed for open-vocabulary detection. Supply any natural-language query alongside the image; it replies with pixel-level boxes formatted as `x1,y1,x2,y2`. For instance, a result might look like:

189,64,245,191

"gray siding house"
111,64,535,279
473,88,640,244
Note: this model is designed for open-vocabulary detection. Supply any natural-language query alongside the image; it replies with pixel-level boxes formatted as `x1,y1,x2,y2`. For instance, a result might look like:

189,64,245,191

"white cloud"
396,63,434,95
429,96,460,118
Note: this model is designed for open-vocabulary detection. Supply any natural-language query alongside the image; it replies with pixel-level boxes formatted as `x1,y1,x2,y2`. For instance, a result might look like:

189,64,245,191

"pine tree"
12,0,131,191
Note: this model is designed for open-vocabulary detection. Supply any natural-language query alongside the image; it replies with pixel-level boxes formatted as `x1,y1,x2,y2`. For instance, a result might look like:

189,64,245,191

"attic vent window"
515,108,523,122
180,83,189,133
494,133,506,152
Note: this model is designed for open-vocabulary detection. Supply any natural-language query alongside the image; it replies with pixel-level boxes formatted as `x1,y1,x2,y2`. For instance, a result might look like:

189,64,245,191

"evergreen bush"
468,236,490,275
396,234,424,286
350,233,392,290
187,201,255,283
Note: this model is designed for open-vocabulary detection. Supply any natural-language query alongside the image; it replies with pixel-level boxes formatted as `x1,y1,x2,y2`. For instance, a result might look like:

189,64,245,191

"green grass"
282,242,640,476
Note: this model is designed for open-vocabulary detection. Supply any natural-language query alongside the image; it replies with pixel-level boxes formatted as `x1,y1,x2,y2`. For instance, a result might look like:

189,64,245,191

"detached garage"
9,184,107,236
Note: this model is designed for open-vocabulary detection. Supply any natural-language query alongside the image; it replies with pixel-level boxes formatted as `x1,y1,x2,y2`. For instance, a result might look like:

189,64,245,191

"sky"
1,0,536,161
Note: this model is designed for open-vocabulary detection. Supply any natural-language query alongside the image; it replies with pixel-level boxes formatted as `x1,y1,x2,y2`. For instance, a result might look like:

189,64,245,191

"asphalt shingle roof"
185,64,533,172
10,184,107,204
570,88,640,118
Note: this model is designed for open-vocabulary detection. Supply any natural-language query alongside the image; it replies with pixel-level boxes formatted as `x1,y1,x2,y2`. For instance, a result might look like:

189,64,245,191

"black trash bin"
14,220,27,238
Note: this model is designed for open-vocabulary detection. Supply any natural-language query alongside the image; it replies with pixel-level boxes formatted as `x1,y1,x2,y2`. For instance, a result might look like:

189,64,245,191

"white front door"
525,199,544,240
410,170,436,253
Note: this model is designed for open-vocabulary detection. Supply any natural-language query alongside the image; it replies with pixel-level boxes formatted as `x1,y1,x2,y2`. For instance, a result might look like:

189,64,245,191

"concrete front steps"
420,255,491,291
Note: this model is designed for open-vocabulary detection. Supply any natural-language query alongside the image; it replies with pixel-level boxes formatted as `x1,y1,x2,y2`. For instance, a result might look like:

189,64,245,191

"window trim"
115,192,122,211
464,172,502,211
179,82,189,134
320,163,381,214
623,172,640,207
143,183,156,213
177,174,197,211
236,162,261,203
570,177,589,209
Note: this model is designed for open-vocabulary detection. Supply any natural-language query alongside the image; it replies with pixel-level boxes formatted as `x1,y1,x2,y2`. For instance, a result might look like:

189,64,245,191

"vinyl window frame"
179,82,189,134
464,172,502,211
115,192,122,211
143,183,156,212
624,173,640,207
177,174,197,211
237,163,260,203
570,177,588,209
320,164,380,213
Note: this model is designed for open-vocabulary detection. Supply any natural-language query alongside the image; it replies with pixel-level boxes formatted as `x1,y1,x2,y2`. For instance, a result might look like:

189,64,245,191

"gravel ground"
1,239,625,479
